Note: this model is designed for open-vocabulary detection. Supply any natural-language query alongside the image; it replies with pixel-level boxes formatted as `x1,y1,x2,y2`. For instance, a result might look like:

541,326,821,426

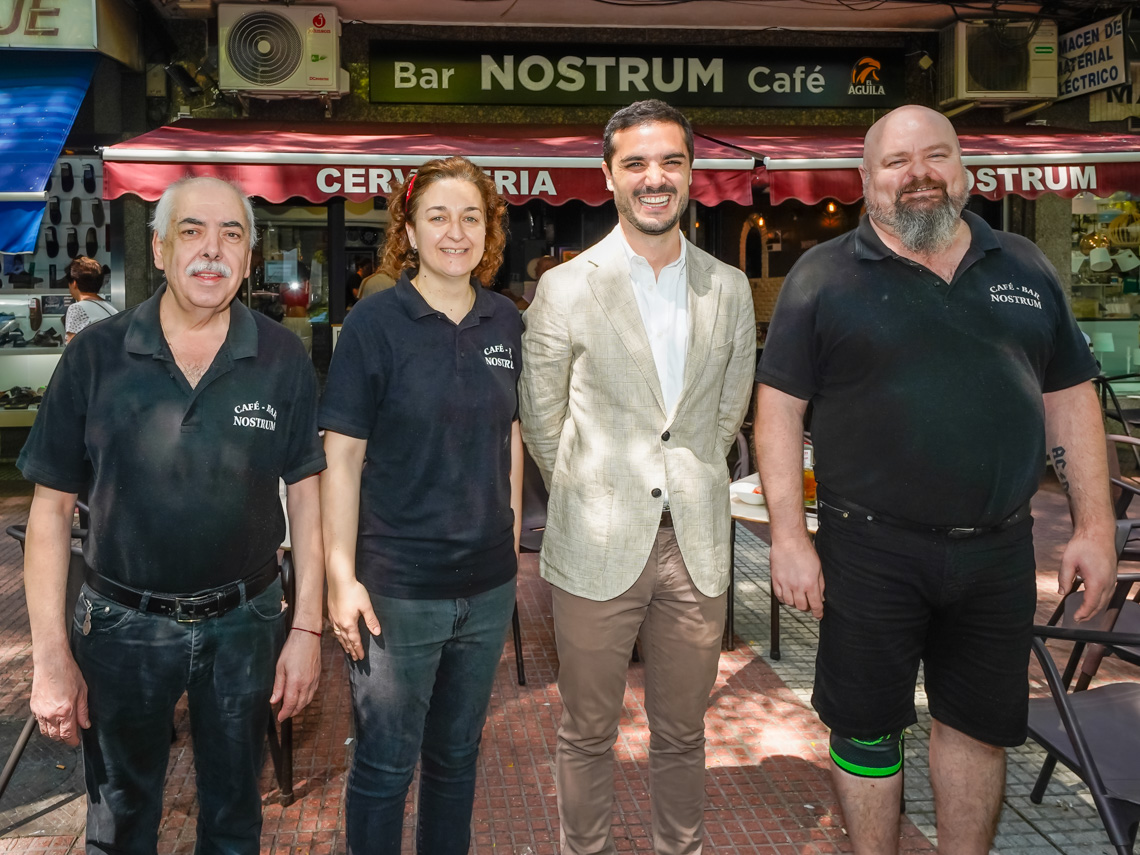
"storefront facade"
9,7,1140,380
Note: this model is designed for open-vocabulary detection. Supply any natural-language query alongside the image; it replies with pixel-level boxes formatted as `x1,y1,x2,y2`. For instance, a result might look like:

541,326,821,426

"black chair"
511,446,551,686
1027,620,1140,855
264,552,297,806
1097,376,1140,469
725,429,753,652
0,522,86,803
1107,435,1140,560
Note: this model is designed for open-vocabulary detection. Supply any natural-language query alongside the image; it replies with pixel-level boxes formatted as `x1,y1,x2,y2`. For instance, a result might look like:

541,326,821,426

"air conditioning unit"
938,20,1058,107
218,5,349,96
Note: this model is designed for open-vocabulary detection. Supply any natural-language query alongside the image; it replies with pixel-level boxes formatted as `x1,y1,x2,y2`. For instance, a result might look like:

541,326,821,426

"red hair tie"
405,174,416,204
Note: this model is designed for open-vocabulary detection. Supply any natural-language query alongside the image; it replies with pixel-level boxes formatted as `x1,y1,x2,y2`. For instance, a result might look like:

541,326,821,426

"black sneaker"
60,162,73,192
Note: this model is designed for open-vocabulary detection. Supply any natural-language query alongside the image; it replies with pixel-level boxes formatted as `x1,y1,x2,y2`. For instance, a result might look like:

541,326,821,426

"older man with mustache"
755,105,1116,854
19,176,326,854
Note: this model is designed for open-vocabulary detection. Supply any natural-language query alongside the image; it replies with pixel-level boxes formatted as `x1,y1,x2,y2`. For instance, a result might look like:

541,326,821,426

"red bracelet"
291,626,322,638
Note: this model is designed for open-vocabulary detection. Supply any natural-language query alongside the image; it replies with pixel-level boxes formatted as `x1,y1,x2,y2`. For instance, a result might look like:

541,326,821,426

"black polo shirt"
320,273,521,600
18,286,326,593
319,274,519,601
758,211,1098,527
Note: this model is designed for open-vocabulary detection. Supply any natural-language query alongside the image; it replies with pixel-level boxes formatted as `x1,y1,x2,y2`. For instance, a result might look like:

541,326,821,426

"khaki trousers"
551,526,727,855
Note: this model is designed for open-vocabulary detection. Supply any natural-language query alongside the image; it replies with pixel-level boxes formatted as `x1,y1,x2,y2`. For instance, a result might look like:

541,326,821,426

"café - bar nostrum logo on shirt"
369,43,904,108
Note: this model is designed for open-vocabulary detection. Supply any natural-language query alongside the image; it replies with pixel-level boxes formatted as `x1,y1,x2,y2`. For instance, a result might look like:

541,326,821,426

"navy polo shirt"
320,273,521,599
18,286,326,593
759,211,1098,527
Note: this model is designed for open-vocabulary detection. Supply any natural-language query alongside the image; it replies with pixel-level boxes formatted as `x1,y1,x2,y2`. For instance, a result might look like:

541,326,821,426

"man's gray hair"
149,176,259,248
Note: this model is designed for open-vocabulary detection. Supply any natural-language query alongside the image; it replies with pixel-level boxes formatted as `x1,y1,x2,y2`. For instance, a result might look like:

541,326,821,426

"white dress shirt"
617,226,689,417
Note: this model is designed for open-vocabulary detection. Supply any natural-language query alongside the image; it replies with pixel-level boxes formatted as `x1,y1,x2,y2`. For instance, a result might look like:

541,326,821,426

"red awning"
102,121,755,207
700,128,1140,205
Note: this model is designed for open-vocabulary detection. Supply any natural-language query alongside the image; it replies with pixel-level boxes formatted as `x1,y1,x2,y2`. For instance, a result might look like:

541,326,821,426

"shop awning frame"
102,121,756,207
700,128,1140,205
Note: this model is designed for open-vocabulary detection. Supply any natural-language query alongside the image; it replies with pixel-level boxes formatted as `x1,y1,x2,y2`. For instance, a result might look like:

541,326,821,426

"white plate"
730,481,765,505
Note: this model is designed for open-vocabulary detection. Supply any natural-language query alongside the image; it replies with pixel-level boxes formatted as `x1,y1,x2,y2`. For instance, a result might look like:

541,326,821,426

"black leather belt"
84,559,279,622
818,492,1032,540
660,508,674,528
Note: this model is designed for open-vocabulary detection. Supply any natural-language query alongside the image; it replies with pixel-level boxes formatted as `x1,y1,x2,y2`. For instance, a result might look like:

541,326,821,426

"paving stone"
0,465,1132,853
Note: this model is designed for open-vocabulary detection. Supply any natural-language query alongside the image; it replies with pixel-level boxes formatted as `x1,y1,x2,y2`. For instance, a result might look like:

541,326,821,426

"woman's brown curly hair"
378,156,507,287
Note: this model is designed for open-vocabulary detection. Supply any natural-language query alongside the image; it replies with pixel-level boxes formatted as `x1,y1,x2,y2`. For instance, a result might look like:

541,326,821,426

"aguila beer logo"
312,13,326,28
849,57,885,95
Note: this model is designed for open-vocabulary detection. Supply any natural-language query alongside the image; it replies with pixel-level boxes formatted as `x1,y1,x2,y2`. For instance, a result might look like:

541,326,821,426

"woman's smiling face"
405,178,487,284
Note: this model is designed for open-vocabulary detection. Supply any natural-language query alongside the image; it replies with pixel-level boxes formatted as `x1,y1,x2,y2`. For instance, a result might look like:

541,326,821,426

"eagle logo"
852,57,881,85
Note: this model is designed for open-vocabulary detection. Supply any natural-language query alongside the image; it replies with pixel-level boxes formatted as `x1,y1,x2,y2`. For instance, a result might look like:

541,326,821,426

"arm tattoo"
1051,445,1070,493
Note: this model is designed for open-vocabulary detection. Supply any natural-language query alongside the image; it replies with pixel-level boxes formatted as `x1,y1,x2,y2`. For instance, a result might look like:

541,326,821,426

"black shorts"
811,497,1037,748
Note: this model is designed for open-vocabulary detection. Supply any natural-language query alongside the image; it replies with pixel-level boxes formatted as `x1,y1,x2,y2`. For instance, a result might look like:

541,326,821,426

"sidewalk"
0,466,1129,854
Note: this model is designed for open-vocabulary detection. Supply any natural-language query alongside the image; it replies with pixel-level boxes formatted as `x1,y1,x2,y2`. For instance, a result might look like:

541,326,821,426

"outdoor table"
728,472,818,658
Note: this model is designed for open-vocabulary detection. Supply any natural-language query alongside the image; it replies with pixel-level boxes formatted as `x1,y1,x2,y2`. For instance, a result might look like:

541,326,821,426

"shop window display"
249,201,387,376
1070,193,1140,321
0,156,113,423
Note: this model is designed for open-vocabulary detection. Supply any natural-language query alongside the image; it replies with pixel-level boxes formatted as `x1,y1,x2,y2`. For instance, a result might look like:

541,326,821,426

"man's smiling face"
152,178,252,312
602,120,693,238
860,105,970,254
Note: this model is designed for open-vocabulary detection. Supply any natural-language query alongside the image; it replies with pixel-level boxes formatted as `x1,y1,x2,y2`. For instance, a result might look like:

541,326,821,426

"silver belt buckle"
174,592,221,622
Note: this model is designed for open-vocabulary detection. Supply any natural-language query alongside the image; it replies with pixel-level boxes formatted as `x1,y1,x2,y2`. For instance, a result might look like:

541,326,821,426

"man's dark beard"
865,183,969,254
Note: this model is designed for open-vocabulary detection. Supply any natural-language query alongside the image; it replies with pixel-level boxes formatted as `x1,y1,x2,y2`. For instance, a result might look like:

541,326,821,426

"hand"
1057,528,1118,622
30,648,90,746
271,631,321,722
770,535,825,620
327,578,381,662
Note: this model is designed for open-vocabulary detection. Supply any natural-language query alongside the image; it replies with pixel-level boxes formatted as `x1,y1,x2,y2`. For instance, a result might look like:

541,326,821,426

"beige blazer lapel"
672,243,719,417
586,235,666,415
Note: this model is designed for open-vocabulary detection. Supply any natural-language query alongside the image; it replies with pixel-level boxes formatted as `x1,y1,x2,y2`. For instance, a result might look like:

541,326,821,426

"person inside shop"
319,155,523,855
64,256,118,343
18,175,327,854
755,104,1116,855
357,253,396,300
519,99,756,855
346,256,373,307
524,254,558,303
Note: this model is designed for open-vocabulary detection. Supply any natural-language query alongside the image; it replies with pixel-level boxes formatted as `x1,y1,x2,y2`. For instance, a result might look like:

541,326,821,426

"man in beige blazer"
520,100,755,855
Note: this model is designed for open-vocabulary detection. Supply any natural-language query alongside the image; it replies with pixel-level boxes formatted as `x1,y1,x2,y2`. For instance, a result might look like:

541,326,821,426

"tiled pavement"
0,466,1133,854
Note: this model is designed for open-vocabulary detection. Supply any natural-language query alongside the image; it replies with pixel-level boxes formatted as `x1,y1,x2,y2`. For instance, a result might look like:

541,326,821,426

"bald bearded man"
754,105,1116,853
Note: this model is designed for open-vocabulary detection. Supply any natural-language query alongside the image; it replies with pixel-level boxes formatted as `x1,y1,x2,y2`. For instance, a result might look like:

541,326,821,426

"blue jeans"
72,577,287,855
346,578,516,855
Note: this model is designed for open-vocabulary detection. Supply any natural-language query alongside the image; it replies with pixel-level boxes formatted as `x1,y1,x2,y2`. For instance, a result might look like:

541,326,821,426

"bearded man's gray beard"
866,187,969,254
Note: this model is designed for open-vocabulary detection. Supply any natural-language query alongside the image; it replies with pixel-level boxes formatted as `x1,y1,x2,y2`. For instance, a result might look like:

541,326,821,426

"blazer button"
651,488,662,498
661,431,670,441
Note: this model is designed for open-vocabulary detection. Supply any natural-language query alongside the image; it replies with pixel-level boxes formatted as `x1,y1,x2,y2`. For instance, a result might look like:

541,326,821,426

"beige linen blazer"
519,230,756,601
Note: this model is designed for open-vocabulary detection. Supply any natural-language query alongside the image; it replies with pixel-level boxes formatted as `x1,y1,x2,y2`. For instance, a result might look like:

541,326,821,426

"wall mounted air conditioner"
218,5,349,97
938,20,1058,106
